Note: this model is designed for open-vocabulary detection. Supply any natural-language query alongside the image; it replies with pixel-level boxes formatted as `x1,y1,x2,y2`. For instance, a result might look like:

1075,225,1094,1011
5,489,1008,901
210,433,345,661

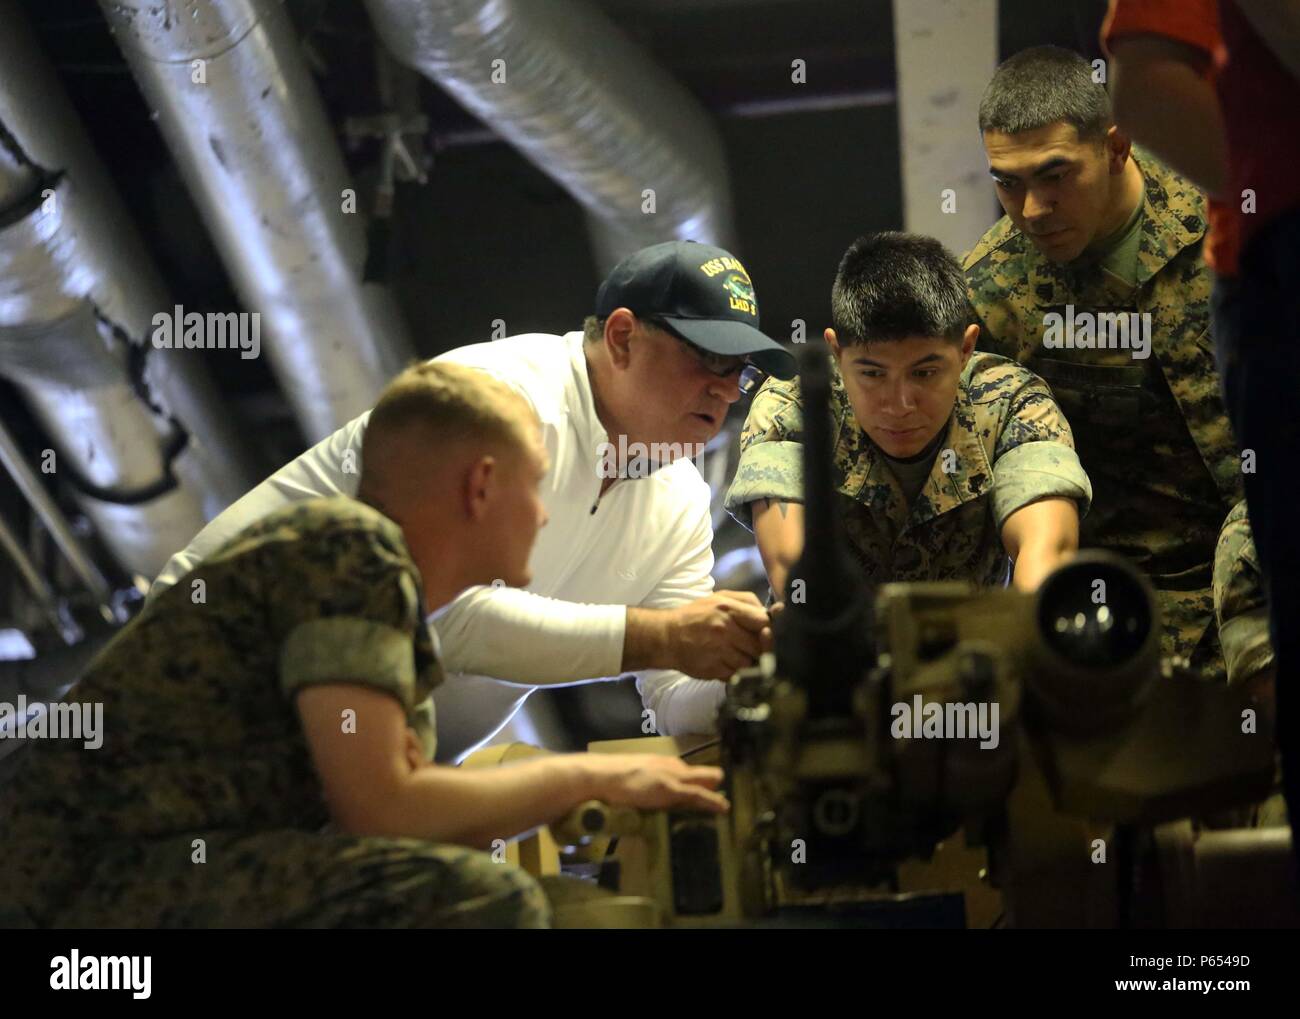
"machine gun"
553,346,1288,928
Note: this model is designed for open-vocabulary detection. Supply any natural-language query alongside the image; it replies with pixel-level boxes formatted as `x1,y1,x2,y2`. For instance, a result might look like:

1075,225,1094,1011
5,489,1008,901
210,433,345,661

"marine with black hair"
965,44,1243,680
726,231,1092,598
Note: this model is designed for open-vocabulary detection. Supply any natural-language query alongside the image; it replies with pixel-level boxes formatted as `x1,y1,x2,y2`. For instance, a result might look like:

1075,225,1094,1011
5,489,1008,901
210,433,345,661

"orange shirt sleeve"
1102,0,1221,58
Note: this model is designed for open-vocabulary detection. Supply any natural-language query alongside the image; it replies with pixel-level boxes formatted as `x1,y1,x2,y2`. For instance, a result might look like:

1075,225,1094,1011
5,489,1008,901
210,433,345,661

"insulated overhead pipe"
0,1,256,580
100,0,416,442
363,0,737,273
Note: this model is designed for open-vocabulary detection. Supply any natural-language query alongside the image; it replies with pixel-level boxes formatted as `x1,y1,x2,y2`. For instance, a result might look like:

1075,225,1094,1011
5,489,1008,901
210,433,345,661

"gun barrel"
776,345,874,720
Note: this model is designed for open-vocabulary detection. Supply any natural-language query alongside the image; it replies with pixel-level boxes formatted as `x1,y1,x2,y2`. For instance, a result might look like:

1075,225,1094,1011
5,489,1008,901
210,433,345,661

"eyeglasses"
644,318,768,395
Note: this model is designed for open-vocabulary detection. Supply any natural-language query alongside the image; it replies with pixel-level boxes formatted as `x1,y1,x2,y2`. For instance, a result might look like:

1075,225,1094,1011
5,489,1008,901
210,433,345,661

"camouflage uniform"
1211,501,1288,829
724,352,1091,586
964,149,1243,680
1214,500,1275,688
0,498,549,929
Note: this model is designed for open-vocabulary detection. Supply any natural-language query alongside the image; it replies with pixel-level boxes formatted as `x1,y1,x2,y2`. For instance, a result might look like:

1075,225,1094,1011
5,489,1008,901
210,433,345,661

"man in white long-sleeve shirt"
152,240,796,760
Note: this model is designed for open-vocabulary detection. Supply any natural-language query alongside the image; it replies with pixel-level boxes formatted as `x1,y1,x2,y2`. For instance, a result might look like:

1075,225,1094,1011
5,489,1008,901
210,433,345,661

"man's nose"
881,378,918,414
709,375,743,404
1023,186,1054,223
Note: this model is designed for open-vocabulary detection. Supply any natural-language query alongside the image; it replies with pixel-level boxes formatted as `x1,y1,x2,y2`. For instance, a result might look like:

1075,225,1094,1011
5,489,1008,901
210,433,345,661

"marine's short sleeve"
725,378,807,530
261,506,439,719
1214,501,1274,687
989,369,1093,529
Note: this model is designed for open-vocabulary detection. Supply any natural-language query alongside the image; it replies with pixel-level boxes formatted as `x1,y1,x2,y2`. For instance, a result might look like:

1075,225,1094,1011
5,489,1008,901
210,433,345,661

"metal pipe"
0,0,258,581
99,0,415,442
0,417,112,607
363,0,737,273
0,1,256,509
0,507,67,637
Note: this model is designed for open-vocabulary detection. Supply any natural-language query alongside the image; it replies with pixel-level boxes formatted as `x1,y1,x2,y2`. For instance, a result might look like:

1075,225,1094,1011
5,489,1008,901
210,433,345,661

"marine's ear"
1103,123,1132,175
462,454,498,522
959,323,980,366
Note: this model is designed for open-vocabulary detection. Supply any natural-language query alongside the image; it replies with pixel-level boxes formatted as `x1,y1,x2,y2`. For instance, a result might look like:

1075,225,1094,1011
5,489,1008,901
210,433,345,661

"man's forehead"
849,337,955,366
982,123,1087,167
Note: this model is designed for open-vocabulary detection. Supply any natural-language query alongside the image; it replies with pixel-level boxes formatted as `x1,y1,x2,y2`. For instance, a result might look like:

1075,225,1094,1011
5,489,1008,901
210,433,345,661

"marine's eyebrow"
850,352,943,368
988,156,1072,183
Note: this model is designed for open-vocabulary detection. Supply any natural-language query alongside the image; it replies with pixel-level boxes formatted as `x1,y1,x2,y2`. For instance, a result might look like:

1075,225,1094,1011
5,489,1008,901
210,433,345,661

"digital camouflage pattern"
0,497,548,929
725,351,1091,587
20,831,550,929
1214,500,1275,688
1211,504,1286,830
964,148,1243,680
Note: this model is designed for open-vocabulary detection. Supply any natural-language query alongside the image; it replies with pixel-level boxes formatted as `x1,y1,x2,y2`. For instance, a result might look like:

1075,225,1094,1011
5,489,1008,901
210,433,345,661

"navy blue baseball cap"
595,240,796,380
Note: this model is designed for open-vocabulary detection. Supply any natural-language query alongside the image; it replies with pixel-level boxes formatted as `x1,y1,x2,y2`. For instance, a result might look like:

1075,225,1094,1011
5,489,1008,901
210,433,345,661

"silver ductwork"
0,1,256,581
362,0,736,272
99,0,415,442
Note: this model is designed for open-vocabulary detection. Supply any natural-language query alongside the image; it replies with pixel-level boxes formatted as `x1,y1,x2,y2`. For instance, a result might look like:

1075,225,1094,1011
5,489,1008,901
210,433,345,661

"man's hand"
572,753,728,814
668,591,773,679
625,591,773,679
298,684,728,846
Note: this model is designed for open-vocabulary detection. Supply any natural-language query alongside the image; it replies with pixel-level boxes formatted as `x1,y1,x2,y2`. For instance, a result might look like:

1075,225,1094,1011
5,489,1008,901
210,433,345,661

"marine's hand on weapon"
626,592,774,679
565,754,729,816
